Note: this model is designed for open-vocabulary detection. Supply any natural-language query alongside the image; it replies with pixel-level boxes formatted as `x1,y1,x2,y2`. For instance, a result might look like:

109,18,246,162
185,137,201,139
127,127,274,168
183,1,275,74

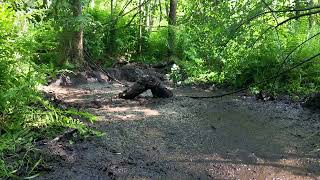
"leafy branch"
236,5,320,31
189,52,320,99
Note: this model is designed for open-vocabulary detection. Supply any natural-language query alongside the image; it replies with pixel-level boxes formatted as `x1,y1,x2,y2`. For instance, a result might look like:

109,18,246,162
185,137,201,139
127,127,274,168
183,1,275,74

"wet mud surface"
39,83,320,179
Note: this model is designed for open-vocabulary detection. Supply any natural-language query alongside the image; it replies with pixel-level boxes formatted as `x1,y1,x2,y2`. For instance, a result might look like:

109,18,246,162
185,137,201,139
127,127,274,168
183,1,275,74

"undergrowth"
0,4,100,178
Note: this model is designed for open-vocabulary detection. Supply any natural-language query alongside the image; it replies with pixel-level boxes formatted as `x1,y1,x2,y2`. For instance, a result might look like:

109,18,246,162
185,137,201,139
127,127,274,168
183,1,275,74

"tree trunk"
138,0,143,54
109,0,117,56
148,0,156,32
168,0,177,58
71,0,84,67
144,1,149,32
308,0,314,28
168,0,177,31
294,0,301,19
158,0,162,27
43,0,48,8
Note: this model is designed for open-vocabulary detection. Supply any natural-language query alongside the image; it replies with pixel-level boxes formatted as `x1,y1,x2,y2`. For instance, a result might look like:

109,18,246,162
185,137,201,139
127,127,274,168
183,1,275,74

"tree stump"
119,75,173,99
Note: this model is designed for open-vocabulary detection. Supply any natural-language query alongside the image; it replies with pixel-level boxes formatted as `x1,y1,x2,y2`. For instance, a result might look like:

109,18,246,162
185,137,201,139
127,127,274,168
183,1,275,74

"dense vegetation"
0,0,319,178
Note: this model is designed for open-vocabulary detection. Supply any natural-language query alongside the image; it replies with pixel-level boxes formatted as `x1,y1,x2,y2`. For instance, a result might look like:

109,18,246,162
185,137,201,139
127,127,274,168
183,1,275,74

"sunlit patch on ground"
94,107,161,121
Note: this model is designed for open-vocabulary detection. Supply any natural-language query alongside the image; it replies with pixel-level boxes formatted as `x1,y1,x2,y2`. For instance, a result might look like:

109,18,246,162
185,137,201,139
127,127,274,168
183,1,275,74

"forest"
0,0,320,179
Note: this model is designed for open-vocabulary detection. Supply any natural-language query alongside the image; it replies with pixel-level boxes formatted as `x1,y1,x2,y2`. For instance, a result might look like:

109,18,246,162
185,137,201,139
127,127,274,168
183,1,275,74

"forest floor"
38,81,320,180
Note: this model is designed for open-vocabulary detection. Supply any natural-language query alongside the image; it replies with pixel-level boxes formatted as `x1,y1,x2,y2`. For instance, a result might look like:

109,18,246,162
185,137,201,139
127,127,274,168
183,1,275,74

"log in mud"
119,75,173,99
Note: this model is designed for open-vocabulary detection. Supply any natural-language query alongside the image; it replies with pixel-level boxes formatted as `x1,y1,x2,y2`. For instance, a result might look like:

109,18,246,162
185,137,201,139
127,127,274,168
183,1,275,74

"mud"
38,82,320,180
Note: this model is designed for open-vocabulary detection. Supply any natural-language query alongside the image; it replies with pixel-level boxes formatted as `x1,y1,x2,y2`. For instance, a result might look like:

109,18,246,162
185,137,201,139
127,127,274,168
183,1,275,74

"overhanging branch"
189,53,320,99
236,5,320,31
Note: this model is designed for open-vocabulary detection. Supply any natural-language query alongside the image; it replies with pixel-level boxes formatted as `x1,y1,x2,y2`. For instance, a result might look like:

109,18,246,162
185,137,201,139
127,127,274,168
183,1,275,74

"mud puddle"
38,83,320,179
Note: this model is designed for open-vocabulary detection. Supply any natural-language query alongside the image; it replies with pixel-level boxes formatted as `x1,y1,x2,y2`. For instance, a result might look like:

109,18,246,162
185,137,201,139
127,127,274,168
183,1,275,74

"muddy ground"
38,82,320,180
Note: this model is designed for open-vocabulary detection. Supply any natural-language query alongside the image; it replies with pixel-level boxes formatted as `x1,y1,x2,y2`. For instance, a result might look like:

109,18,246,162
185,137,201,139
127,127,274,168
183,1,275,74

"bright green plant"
175,0,320,96
0,3,99,178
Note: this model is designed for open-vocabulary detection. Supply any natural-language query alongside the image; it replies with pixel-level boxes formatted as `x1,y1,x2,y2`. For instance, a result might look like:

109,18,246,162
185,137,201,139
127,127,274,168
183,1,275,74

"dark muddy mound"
48,63,167,88
105,64,166,82
304,93,320,110
49,71,111,87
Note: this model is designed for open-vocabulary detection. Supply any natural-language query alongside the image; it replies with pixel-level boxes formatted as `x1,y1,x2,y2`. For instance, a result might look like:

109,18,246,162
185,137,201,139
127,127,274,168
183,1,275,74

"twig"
225,5,320,52
284,32,320,64
235,5,320,31
276,9,320,28
49,129,77,143
274,31,320,80
118,0,134,17
102,0,153,27
249,9,320,49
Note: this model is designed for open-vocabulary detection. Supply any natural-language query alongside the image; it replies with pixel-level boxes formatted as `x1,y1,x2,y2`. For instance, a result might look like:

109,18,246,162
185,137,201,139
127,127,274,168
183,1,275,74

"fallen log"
119,75,173,99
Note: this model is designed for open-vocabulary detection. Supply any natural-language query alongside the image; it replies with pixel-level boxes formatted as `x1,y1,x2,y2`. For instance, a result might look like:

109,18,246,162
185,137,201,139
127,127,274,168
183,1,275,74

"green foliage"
169,64,182,84
83,2,170,65
1,0,320,176
175,1,320,96
31,20,60,66
0,3,98,178
144,27,169,63
80,0,320,96
83,6,140,65
84,8,107,60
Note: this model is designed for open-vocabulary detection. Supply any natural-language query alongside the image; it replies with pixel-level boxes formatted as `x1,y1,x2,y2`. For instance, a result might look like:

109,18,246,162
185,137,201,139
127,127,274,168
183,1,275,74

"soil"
38,81,320,180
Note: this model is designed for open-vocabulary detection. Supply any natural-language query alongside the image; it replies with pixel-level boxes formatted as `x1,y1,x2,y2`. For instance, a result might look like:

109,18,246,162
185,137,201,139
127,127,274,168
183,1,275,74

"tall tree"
168,0,177,58
71,0,84,67
138,0,143,54
308,0,314,28
109,0,117,56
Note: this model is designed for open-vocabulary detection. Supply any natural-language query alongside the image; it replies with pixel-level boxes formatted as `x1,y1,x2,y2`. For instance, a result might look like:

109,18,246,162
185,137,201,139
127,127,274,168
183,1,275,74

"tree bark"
294,0,301,19
71,0,84,67
144,1,149,32
308,0,314,28
158,0,162,27
109,0,117,56
43,0,48,8
168,0,177,58
119,75,173,99
138,0,143,54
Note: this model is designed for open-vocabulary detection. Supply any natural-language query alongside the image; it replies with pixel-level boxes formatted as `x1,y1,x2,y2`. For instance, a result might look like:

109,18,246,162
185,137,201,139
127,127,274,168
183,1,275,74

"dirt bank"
38,82,320,179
